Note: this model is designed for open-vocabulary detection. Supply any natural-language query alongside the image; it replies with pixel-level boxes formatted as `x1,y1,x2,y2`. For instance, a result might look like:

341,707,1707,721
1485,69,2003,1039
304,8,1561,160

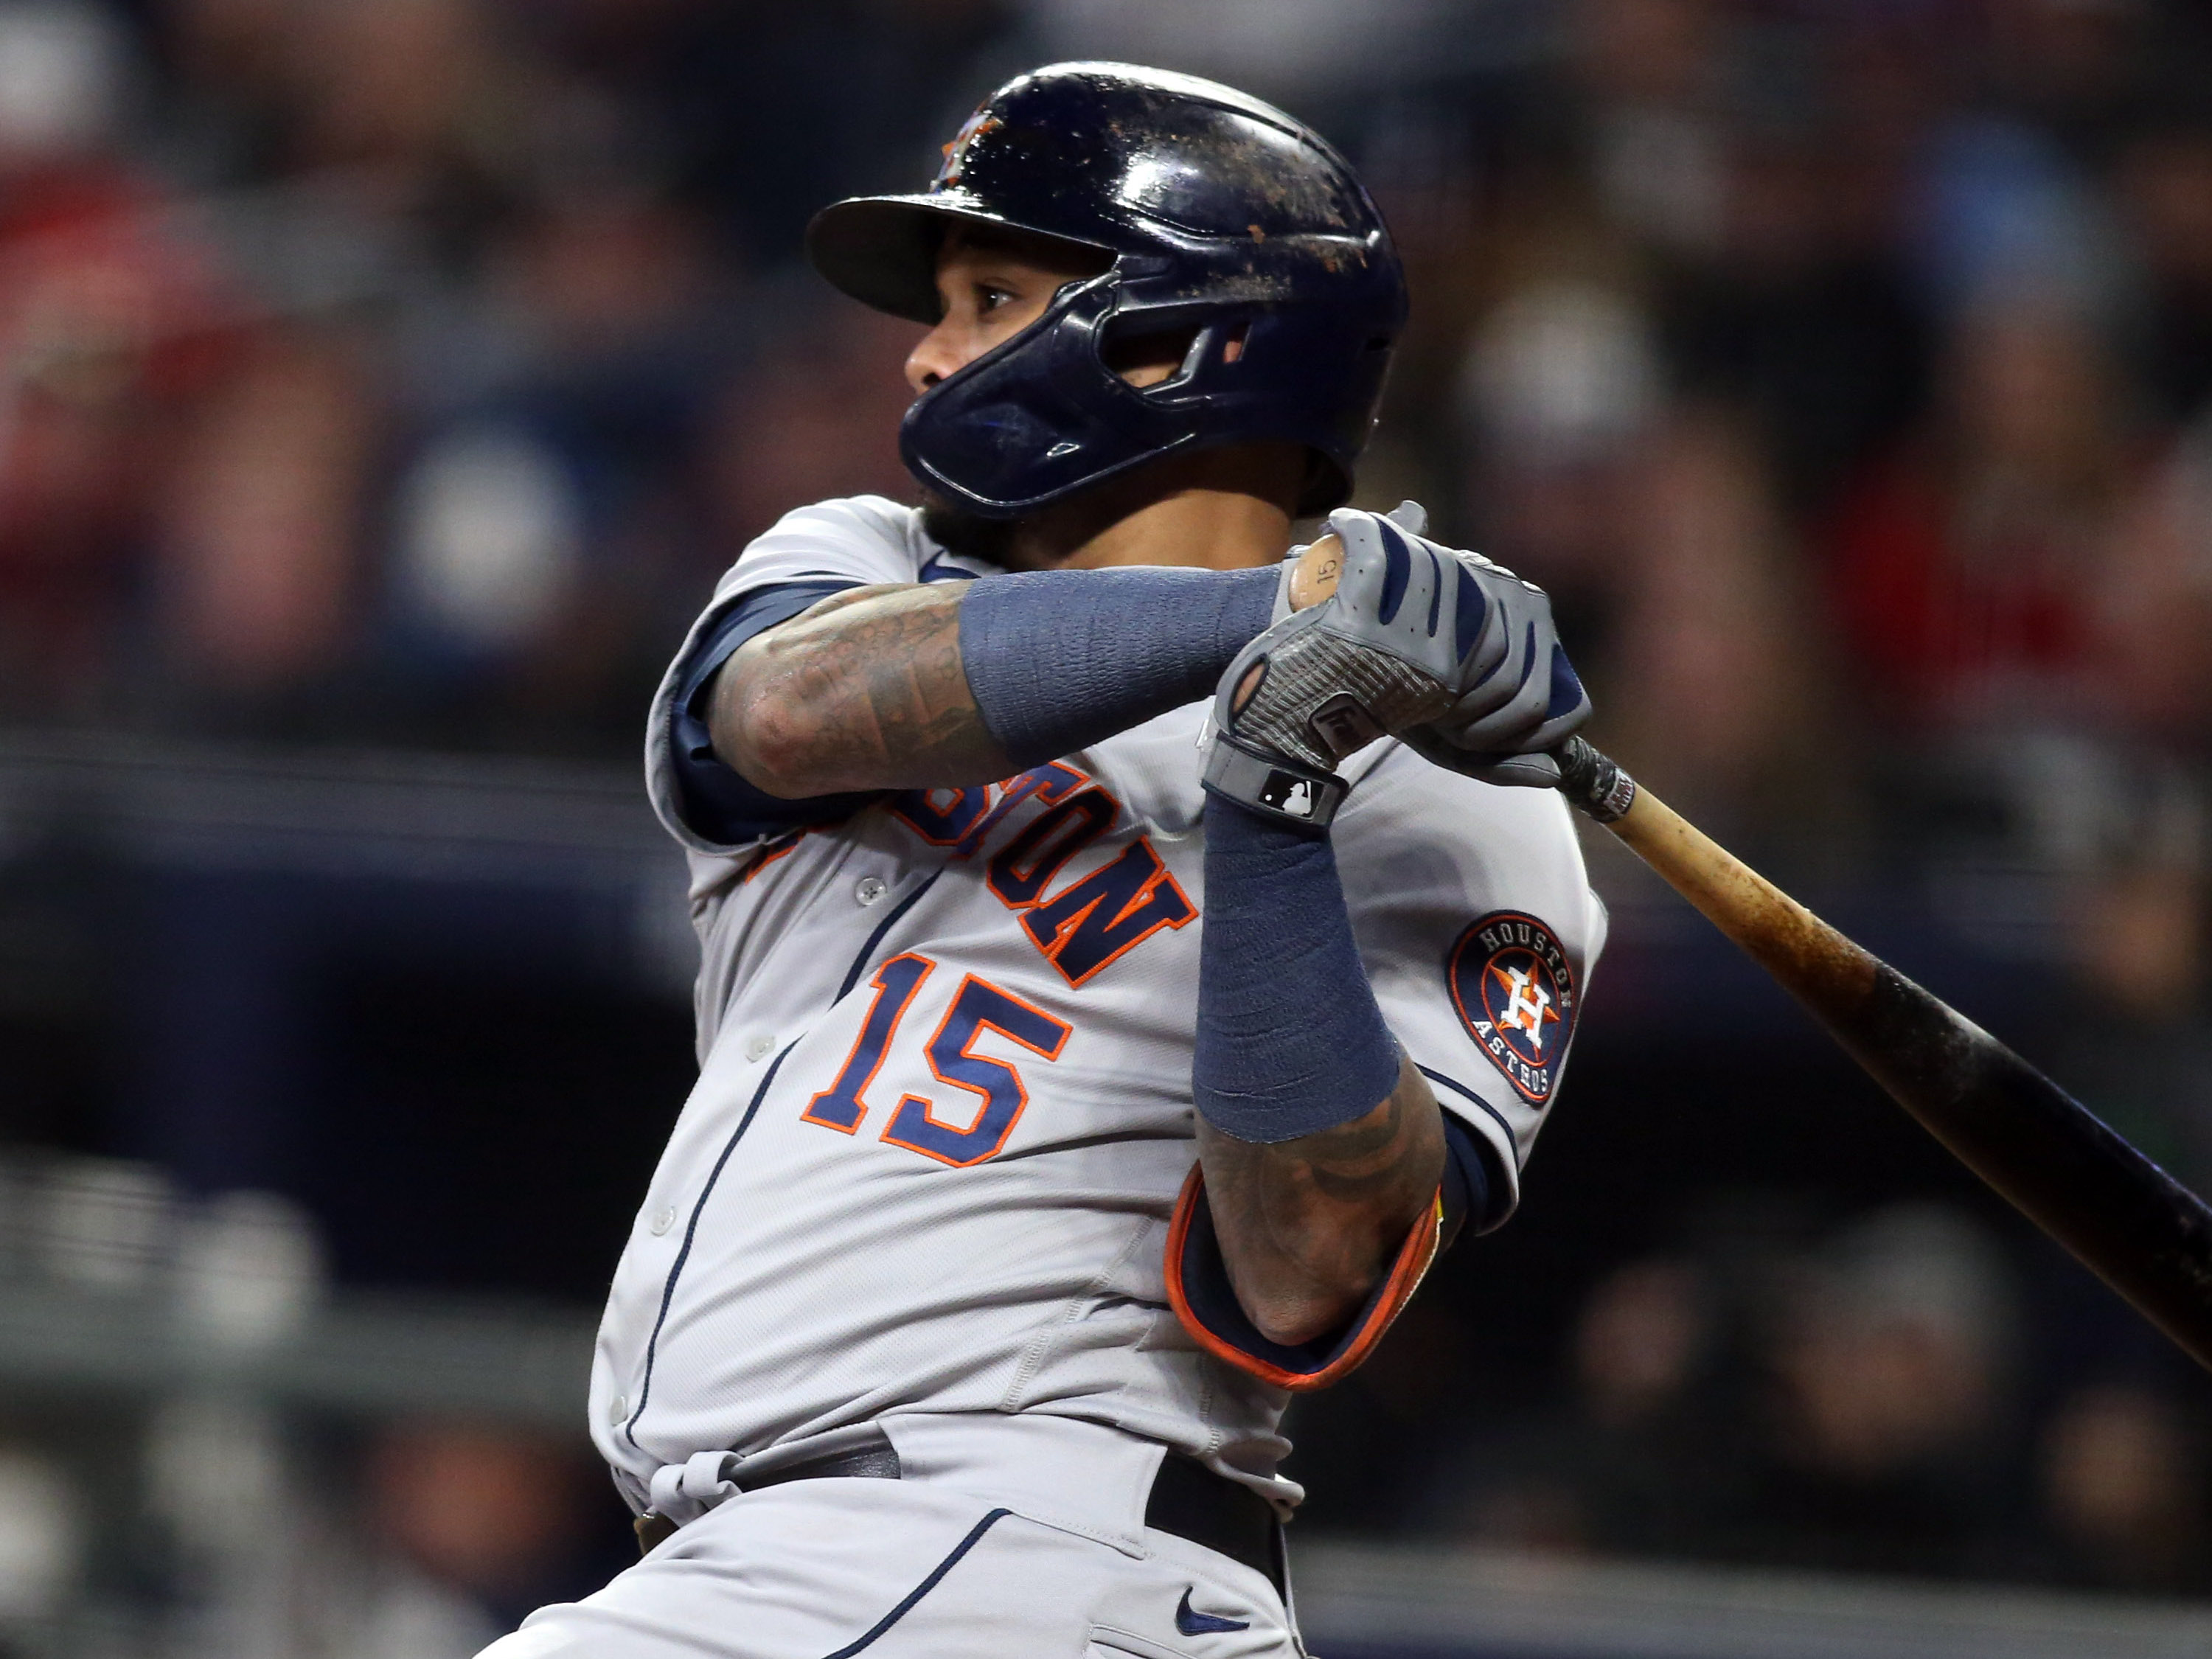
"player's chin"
917,488,1019,566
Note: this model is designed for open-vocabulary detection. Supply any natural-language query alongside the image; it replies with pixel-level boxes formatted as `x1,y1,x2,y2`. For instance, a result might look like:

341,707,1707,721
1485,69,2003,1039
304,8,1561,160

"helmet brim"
806,192,1113,325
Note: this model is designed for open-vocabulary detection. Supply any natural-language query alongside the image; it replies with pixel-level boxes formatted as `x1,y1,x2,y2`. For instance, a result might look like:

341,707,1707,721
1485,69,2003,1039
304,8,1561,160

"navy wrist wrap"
959,566,1279,769
1192,793,1402,1144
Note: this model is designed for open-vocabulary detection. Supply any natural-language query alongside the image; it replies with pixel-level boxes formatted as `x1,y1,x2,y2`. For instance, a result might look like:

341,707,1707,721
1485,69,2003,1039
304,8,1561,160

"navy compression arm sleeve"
959,566,1279,769
669,580,875,844
1437,1115,1497,1248
1192,793,1403,1143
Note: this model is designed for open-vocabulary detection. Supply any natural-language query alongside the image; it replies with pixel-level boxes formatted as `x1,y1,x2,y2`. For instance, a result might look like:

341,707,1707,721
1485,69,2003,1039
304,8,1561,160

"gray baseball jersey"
590,495,1607,1520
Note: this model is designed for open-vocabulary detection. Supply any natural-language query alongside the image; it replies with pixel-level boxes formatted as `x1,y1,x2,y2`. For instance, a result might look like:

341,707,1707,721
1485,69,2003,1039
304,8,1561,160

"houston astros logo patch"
1448,912,1576,1103
934,110,1001,188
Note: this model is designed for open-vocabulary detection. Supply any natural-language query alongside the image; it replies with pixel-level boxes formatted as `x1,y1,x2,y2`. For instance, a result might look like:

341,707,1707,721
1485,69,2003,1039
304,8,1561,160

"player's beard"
917,490,1020,567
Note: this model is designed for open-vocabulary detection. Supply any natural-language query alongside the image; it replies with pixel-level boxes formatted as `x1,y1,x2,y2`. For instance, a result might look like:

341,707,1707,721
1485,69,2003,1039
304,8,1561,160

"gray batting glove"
1202,501,1555,827
1400,635,1593,788
1374,504,1593,788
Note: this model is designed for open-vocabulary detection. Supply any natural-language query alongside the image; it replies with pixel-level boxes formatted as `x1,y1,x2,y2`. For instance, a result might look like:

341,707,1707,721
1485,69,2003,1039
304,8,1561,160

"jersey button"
650,1205,678,1237
855,875,888,907
608,1393,628,1425
742,1034,775,1062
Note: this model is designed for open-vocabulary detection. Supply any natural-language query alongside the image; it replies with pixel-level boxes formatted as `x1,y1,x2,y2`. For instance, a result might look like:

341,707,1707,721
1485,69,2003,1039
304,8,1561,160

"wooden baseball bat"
1551,737,2212,1374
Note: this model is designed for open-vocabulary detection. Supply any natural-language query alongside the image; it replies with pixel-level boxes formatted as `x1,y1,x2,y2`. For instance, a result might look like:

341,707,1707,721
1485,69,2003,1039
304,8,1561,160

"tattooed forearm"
1197,1053,1446,1346
709,583,1013,796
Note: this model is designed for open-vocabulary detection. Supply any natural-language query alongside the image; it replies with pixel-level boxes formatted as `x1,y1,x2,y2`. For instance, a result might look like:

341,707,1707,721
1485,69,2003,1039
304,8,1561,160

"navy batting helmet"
805,62,1407,520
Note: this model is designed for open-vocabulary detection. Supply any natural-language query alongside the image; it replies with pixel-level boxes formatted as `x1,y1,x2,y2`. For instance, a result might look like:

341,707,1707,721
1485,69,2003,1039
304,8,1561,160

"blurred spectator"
1422,1256,1725,1557
275,0,529,273
1579,410,1835,844
1561,0,1938,521
2115,108,2212,427
357,1419,596,1646
2037,1381,2210,1594
1823,299,2141,807
349,178,737,754
1568,0,1731,259
153,326,373,712
1732,1205,2025,1578
706,292,919,545
1456,274,1840,843
0,0,240,720
1458,276,1663,636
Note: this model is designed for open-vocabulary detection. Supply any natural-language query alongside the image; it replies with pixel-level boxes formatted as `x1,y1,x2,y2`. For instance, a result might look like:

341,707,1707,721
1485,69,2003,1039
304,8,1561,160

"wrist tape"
1200,733,1349,832
959,565,1280,769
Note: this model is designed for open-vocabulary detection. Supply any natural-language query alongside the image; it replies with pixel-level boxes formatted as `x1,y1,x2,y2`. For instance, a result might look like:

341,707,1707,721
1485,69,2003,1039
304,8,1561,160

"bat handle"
1548,737,1880,1013
1554,737,1639,824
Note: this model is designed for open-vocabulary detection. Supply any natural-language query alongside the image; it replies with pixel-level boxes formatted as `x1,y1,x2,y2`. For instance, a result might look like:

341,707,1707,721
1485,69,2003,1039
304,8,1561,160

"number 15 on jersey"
801,955,1071,1168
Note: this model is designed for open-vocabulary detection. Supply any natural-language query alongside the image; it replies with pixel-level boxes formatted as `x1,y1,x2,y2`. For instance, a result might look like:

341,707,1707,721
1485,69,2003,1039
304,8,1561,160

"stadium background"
0,0,2208,1652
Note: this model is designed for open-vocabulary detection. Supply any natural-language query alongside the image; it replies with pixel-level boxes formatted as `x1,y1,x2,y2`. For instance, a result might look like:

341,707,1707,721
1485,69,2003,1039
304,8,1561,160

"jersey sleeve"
1164,1107,1493,1391
644,496,935,855
1165,1164,1444,1393
1332,742,1610,1230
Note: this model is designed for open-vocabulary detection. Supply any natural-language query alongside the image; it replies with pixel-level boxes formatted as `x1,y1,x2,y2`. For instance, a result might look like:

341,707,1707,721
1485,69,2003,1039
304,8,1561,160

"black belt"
636,1436,1284,1594
1144,1450,1284,1596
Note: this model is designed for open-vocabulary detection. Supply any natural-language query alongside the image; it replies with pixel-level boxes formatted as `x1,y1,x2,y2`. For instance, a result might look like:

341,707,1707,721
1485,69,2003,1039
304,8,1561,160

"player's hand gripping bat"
1550,738,2212,1374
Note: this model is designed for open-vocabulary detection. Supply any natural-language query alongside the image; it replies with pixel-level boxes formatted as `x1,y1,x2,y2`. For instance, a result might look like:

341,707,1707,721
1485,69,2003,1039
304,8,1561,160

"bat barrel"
1553,737,2212,1375
1842,966,2212,1373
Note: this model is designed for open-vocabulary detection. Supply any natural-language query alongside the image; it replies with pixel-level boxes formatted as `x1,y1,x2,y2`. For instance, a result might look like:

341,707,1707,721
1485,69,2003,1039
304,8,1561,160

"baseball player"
484,63,1604,1659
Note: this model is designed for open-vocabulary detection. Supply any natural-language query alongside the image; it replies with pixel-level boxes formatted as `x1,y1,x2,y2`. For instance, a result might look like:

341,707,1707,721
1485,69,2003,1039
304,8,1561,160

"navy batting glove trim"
959,565,1279,771
670,580,879,844
1547,647,1585,720
1192,793,1402,1144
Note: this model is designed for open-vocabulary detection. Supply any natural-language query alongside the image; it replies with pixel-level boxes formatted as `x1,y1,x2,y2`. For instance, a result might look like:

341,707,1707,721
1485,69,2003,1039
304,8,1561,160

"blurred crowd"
0,1153,624,1657
4,0,2212,1629
1383,1199,2212,1596
1,0,2210,888
0,0,2191,805
0,0,2203,990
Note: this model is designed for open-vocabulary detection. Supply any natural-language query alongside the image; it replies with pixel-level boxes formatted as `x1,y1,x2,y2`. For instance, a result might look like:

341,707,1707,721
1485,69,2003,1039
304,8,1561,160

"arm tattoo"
1197,1054,1446,1345
709,584,1013,796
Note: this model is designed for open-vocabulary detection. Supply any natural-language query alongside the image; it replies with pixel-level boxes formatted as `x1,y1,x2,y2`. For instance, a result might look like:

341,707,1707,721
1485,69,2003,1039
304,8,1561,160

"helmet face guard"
806,62,1407,521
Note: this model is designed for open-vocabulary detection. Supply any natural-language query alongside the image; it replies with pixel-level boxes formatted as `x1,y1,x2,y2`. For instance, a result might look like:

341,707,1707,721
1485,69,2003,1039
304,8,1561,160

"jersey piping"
626,868,948,1448
838,869,945,1000
820,1509,1015,1658
1415,1065,1521,1172
624,1037,801,1449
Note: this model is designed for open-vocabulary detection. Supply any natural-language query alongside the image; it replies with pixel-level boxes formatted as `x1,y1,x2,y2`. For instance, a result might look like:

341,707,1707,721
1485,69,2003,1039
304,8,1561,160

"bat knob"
1554,737,1638,823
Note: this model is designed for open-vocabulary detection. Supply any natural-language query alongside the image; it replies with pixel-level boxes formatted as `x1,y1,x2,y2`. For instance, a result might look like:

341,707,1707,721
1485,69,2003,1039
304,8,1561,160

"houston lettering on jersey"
1447,911,1577,1104
890,763,1197,987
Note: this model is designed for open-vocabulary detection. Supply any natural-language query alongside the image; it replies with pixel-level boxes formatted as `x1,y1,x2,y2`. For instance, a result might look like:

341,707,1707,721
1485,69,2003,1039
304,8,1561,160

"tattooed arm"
707,549,1308,799
1197,1056,1446,1346
710,585,1008,799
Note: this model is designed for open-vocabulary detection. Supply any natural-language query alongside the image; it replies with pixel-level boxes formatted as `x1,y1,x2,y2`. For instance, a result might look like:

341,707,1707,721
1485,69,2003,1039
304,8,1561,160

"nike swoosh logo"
1175,1588,1251,1635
